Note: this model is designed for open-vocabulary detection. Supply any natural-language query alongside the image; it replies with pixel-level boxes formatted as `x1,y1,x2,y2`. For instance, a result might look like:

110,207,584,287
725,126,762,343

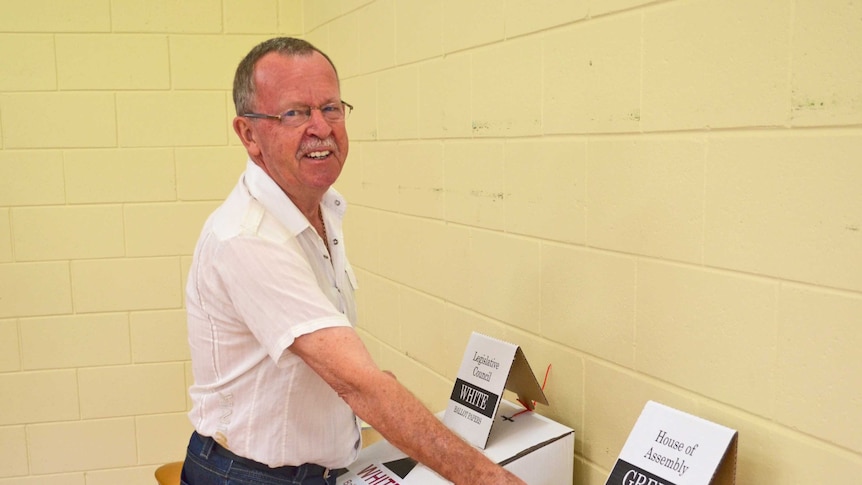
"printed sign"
443,332,547,448
605,401,738,485
339,458,416,485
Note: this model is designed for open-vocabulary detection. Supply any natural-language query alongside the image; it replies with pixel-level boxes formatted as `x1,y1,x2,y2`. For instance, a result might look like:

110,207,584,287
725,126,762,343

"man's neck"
283,188,324,220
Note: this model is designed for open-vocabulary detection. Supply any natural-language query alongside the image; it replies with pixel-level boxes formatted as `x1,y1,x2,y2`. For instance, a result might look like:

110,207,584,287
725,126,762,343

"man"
181,37,527,485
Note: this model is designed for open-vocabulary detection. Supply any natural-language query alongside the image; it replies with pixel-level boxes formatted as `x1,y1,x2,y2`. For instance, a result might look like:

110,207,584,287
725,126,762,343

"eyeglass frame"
240,100,353,126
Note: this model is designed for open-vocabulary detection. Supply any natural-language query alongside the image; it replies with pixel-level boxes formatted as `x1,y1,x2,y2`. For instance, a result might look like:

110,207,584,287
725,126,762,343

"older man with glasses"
180,37,527,485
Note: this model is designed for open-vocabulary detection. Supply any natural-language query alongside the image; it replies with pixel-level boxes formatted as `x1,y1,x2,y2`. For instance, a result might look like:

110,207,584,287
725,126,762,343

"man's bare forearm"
292,328,526,484
344,370,525,485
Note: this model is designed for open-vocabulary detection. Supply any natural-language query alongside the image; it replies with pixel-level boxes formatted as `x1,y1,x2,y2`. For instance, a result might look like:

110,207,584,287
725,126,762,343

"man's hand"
292,327,527,485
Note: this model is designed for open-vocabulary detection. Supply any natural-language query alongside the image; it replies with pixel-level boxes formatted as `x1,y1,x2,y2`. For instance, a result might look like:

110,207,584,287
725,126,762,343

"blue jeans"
181,431,339,485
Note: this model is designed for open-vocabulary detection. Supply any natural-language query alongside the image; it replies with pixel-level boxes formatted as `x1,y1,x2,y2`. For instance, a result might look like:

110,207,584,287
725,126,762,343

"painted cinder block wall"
0,0,859,484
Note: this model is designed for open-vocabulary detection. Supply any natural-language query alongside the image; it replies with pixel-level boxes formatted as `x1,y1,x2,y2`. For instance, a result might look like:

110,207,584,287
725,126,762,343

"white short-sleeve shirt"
186,160,361,468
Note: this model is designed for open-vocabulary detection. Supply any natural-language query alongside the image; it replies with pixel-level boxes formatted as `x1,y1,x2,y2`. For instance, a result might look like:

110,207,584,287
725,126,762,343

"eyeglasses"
241,101,353,127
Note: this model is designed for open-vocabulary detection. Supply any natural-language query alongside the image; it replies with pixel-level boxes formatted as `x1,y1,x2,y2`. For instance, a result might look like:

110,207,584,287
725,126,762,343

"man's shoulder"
208,190,293,245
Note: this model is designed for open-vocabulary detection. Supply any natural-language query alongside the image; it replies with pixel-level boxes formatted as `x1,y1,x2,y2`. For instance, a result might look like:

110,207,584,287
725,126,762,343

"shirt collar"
242,159,346,236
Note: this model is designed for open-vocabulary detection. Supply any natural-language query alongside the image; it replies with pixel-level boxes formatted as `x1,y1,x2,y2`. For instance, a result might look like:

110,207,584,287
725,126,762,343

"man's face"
234,51,348,205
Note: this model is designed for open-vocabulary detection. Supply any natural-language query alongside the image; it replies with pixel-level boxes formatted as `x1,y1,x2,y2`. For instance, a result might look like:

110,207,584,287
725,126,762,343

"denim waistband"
188,431,334,480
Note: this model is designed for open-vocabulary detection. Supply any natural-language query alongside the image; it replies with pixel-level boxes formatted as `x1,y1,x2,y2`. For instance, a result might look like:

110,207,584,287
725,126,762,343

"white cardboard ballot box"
336,400,574,485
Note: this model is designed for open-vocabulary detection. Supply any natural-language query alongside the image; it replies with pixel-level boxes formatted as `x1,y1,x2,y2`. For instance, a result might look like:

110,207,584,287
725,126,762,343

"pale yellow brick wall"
1,1,860,485
331,0,862,484
0,0,300,483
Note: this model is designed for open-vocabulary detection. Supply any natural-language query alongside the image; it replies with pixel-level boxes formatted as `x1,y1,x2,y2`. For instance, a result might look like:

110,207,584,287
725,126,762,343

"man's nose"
305,108,333,137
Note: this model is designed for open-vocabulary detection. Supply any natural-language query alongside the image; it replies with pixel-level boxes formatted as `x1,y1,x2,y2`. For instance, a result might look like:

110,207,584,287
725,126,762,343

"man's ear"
233,116,261,157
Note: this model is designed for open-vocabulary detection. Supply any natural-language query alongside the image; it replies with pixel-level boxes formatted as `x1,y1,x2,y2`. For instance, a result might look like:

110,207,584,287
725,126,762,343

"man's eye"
321,105,341,114
283,109,303,118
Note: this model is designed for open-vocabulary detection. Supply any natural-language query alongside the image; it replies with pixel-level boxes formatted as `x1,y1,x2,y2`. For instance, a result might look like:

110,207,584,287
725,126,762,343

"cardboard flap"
710,433,738,485
606,401,738,485
443,332,551,448
505,347,548,411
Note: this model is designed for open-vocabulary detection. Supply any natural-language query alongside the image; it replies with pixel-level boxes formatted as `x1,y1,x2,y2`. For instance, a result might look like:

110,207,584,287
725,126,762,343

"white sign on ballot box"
605,401,738,485
442,332,547,448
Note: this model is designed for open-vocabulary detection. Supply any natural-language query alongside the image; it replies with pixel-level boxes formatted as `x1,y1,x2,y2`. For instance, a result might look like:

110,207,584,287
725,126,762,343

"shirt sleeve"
207,234,352,363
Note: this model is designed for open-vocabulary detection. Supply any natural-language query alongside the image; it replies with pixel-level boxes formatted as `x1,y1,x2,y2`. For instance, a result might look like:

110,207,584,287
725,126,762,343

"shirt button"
333,239,339,245
335,200,341,206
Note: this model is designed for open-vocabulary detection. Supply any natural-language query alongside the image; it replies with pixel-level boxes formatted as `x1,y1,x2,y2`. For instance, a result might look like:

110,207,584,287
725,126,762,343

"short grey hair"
232,37,339,115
